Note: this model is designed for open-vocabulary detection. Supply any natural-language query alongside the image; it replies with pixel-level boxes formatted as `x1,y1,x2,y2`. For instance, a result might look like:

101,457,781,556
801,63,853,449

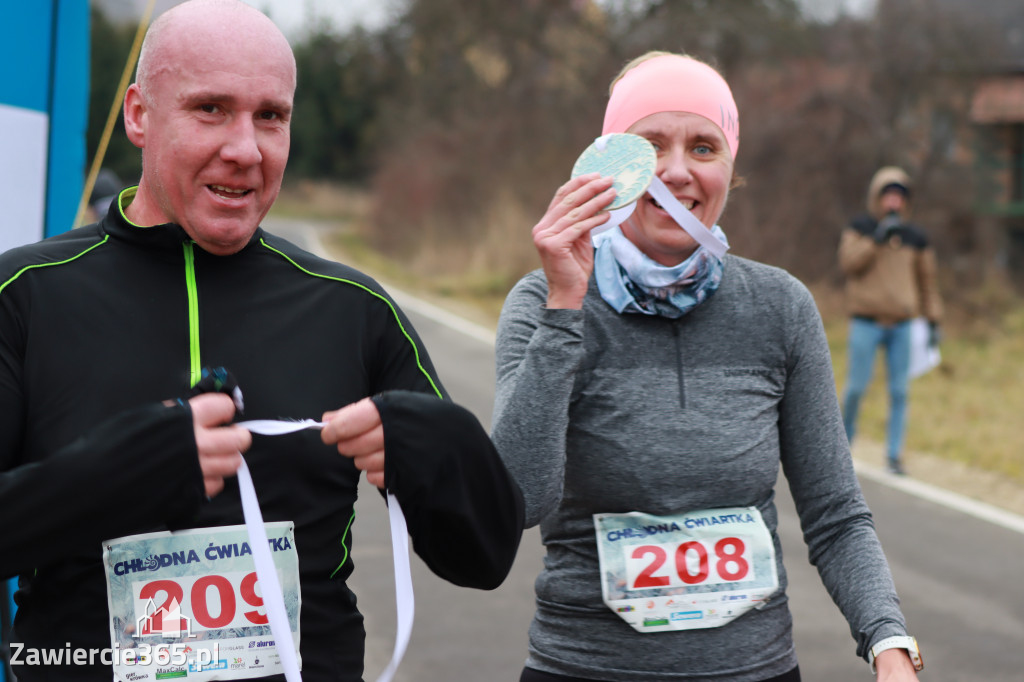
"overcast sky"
243,0,401,35
95,0,402,38
98,0,876,38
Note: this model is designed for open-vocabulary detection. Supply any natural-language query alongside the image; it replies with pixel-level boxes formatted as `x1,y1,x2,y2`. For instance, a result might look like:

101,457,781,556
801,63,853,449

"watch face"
909,640,924,672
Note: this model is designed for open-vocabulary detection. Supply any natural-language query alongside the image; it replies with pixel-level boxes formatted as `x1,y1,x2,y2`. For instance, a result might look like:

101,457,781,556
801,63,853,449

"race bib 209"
102,523,300,681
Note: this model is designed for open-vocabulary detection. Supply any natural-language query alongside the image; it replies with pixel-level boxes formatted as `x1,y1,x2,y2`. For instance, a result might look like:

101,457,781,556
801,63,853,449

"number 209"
628,537,750,590
139,572,266,634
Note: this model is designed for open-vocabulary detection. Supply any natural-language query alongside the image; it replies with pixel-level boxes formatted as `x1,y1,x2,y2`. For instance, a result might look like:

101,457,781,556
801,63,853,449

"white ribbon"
237,459,303,682
376,492,414,682
235,418,414,682
646,176,729,260
591,202,637,240
236,419,325,435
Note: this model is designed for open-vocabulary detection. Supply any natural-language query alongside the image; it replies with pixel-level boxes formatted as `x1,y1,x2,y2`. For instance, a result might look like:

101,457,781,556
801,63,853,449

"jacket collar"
100,186,264,254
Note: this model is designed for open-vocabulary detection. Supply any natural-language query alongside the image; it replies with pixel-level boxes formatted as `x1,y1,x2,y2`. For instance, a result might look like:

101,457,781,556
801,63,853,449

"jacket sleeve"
364,291,524,589
374,390,524,590
0,402,205,578
838,227,879,277
915,246,944,323
776,284,909,658
490,273,584,527
0,262,205,578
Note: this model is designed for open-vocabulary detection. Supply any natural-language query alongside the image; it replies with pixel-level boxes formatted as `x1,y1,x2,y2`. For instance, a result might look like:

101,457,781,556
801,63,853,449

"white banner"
0,103,48,254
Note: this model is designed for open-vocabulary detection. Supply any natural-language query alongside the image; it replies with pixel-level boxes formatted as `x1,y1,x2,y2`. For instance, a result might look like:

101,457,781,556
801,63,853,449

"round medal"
571,133,657,211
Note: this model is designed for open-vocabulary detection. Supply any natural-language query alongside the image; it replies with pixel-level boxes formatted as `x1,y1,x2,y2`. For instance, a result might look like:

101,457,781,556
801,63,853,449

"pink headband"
602,55,739,158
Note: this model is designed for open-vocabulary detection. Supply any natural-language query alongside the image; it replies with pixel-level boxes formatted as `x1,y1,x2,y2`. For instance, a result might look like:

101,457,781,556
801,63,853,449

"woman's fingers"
535,174,615,238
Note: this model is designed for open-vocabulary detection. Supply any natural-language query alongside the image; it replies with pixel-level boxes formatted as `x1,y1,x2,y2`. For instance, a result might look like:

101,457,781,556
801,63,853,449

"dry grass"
273,180,371,224
305,183,539,325
820,290,1024,491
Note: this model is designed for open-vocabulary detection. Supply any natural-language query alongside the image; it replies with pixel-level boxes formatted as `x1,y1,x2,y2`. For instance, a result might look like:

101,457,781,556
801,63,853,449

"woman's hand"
874,648,920,681
532,173,615,309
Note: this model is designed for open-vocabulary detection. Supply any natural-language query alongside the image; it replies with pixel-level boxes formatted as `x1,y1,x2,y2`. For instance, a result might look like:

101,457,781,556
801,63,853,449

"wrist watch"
868,635,924,674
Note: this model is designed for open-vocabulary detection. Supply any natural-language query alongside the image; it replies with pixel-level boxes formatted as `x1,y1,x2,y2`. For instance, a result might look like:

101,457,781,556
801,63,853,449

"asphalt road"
269,217,1024,682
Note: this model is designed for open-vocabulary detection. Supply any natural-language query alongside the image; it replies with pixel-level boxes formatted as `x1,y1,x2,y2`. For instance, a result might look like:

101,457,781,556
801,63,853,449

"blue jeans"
842,317,912,462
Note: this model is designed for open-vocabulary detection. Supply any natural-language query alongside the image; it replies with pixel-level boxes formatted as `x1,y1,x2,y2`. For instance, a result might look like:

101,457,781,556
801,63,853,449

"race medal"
571,133,656,211
593,507,778,633
102,523,301,681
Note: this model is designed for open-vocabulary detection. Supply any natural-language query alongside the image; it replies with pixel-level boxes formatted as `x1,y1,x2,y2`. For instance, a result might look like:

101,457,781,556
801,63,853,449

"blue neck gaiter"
593,225,728,319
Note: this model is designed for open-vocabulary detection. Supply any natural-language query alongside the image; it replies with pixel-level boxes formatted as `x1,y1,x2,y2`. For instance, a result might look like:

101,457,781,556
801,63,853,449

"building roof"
971,75,1024,124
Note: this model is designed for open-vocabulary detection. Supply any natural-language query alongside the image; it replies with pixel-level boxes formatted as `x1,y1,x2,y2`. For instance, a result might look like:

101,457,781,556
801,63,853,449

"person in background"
838,166,943,475
86,168,124,223
492,51,923,681
0,2,523,680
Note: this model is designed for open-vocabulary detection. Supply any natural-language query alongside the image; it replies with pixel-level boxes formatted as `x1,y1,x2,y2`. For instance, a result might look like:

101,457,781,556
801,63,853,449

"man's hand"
874,211,902,243
189,393,251,497
321,397,386,488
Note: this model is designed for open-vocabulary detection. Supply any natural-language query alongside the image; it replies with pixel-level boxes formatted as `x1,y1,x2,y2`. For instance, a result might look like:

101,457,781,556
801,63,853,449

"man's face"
880,189,907,215
127,30,294,255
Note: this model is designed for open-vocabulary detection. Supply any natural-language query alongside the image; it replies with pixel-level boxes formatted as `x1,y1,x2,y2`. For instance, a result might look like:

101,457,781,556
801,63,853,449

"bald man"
0,1,523,680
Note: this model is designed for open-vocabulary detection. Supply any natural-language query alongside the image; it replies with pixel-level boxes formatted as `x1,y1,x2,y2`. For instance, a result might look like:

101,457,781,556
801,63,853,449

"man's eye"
199,104,219,114
258,111,280,121
694,144,712,155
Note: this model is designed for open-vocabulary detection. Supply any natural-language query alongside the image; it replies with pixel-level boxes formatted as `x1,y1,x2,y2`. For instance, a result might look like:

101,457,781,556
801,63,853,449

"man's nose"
221,117,263,167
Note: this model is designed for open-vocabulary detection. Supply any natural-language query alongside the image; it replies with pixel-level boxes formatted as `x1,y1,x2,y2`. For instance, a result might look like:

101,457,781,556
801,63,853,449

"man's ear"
123,83,147,149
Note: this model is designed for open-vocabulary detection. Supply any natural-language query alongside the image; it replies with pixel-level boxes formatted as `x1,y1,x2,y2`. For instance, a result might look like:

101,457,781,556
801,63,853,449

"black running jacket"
0,188,524,681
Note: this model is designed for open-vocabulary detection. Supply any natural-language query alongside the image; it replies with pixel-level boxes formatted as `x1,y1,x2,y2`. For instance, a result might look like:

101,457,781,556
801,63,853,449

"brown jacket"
838,167,943,325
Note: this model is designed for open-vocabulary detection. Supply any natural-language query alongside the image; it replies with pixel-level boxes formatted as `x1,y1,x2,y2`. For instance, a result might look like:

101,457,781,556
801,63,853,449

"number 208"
628,537,750,590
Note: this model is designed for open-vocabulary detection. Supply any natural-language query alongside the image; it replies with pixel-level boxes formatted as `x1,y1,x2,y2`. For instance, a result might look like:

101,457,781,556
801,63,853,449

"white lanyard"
646,176,729,260
236,419,414,682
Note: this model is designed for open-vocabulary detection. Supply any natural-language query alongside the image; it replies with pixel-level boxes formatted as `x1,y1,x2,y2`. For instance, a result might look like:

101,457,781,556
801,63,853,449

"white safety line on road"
854,460,1024,537
386,289,496,347
285,218,496,347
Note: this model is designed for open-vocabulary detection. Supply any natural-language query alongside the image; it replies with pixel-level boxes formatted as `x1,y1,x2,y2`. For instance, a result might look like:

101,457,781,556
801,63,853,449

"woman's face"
621,111,734,266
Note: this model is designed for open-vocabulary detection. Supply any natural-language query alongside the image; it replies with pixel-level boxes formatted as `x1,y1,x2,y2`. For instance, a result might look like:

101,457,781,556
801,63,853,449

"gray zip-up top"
492,255,909,681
